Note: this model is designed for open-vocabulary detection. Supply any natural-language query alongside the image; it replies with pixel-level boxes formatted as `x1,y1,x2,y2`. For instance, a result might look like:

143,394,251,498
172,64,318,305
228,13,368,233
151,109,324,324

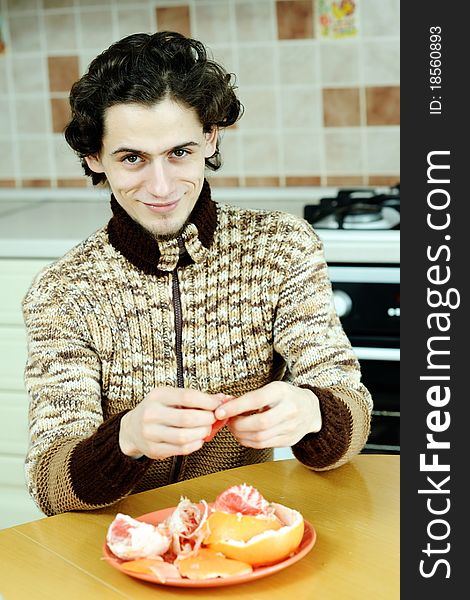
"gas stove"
304,185,400,231
303,186,400,264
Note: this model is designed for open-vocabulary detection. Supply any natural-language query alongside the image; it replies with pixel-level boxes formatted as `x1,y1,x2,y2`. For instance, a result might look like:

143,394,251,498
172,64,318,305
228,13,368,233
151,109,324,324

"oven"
329,265,400,454
305,186,401,454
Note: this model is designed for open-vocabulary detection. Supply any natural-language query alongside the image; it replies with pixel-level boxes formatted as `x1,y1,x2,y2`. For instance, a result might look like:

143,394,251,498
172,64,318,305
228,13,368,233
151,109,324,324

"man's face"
85,98,217,239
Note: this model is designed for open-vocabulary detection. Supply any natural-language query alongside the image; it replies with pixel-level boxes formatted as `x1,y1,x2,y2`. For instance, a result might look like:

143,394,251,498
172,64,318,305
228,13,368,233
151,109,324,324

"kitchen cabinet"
0,258,51,529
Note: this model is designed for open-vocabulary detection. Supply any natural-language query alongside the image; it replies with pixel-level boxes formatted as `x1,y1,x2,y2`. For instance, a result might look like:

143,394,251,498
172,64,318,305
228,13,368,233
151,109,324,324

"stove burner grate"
304,185,400,230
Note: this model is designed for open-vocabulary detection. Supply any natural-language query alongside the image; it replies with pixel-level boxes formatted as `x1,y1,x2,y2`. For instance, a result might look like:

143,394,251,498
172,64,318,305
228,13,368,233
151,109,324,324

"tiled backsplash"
0,0,399,189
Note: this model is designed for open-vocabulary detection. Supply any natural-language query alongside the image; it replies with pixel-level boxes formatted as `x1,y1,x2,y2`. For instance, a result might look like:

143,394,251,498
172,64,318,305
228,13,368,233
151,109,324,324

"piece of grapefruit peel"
203,393,233,442
106,484,305,581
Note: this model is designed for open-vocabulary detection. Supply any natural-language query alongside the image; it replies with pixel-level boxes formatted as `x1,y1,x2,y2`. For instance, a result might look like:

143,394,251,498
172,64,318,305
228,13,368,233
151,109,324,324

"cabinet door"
0,391,30,456
0,327,28,392
0,456,45,528
0,259,52,325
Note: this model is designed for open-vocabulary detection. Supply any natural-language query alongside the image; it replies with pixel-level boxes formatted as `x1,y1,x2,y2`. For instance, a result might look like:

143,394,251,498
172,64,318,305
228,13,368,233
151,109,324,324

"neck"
107,179,217,275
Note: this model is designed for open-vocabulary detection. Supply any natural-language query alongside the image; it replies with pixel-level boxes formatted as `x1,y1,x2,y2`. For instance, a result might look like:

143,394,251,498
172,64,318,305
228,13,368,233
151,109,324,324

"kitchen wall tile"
117,8,154,38
286,176,321,186
0,141,16,178
50,97,71,134
193,2,233,44
360,0,400,37
216,130,240,175
235,1,274,42
238,89,278,130
281,87,322,129
282,131,322,175
57,178,88,187
44,13,77,52
207,176,240,188
324,129,363,174
365,128,399,174
363,40,400,85
238,45,276,86
9,15,42,53
208,46,237,76
17,138,52,178
0,61,8,94
79,0,112,6
276,0,314,40
156,6,191,38
240,132,280,175
43,0,75,8
79,52,99,76
11,56,46,93
366,86,400,125
326,175,365,186
278,42,317,85
0,180,16,187
6,0,38,11
79,10,114,50
16,97,49,134
1,0,400,188
53,134,83,177
323,87,361,127
21,179,51,187
0,100,11,136
368,175,400,187
48,56,80,92
320,41,359,85
245,176,280,186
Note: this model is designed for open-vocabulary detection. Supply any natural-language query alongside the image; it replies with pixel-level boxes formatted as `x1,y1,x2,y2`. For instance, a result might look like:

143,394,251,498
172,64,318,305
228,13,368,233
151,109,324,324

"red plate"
103,504,317,588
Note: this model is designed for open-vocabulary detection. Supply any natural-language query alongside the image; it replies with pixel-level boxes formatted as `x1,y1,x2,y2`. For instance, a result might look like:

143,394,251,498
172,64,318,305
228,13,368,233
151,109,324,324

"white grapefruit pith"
205,502,304,567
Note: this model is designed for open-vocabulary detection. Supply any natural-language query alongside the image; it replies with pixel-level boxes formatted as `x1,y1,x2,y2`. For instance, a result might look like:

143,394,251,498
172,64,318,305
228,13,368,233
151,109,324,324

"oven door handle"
353,347,400,361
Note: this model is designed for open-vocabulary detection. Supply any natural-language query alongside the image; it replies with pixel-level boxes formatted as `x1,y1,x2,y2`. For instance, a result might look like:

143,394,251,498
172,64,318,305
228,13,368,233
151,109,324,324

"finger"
214,391,270,420
236,433,290,450
145,423,212,446
157,388,223,411
163,406,216,428
145,438,204,460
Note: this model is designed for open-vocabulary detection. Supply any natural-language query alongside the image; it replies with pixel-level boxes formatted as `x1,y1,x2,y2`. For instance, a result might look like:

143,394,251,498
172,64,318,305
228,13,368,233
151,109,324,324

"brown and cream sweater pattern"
23,181,372,516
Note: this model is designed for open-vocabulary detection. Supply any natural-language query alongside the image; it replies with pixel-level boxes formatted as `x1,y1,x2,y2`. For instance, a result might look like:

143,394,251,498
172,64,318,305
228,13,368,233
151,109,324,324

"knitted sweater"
23,180,372,516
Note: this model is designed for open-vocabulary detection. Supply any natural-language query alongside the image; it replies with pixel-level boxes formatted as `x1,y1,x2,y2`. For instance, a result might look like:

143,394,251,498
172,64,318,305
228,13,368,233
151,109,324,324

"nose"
145,159,174,199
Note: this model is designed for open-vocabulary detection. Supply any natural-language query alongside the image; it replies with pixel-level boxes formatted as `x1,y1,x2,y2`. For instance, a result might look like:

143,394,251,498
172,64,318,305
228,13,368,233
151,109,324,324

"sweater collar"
106,179,217,276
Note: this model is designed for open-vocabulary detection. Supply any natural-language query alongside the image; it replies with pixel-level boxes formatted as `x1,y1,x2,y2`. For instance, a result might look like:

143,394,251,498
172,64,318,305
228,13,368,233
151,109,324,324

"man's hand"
119,387,228,459
214,382,322,449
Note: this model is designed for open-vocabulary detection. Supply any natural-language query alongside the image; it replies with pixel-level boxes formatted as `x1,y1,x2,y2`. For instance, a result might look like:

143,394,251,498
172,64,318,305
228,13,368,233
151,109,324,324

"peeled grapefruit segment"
106,513,170,560
176,548,253,580
214,483,271,516
205,502,304,567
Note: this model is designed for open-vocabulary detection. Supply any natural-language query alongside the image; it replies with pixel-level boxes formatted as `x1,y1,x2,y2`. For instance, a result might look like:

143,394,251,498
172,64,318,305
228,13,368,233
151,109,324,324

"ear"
84,154,105,173
204,127,218,158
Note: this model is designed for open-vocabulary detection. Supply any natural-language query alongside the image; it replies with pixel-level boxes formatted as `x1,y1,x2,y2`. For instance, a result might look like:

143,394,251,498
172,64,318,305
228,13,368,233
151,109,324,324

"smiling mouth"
142,199,179,213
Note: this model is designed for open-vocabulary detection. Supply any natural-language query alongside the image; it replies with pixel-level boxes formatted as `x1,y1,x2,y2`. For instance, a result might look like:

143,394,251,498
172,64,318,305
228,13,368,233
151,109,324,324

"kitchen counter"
0,455,399,599
0,186,399,262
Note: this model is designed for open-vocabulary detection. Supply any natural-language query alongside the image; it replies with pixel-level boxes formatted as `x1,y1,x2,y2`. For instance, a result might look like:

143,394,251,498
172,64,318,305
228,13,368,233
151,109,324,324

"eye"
122,154,143,164
172,148,190,158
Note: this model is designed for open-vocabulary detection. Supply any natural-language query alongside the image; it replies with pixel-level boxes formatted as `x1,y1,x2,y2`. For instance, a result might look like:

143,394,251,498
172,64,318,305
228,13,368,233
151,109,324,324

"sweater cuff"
69,411,151,506
292,385,353,469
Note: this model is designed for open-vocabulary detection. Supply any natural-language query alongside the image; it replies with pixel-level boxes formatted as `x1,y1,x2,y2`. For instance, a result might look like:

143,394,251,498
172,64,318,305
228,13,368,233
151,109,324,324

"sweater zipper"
169,239,185,483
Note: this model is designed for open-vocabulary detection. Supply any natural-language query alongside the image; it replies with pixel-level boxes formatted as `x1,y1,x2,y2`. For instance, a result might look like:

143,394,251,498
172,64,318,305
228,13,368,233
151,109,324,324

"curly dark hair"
64,31,243,185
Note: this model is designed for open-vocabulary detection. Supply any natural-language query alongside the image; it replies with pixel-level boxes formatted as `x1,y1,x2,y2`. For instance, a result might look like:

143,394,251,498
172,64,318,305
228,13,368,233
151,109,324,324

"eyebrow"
110,141,200,156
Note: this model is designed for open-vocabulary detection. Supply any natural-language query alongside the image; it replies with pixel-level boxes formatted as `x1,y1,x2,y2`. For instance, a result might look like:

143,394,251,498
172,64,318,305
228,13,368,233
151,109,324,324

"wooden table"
0,455,399,599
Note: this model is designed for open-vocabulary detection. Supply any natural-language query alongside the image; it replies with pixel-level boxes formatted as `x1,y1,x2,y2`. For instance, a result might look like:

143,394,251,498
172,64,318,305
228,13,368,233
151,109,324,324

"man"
23,31,372,516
